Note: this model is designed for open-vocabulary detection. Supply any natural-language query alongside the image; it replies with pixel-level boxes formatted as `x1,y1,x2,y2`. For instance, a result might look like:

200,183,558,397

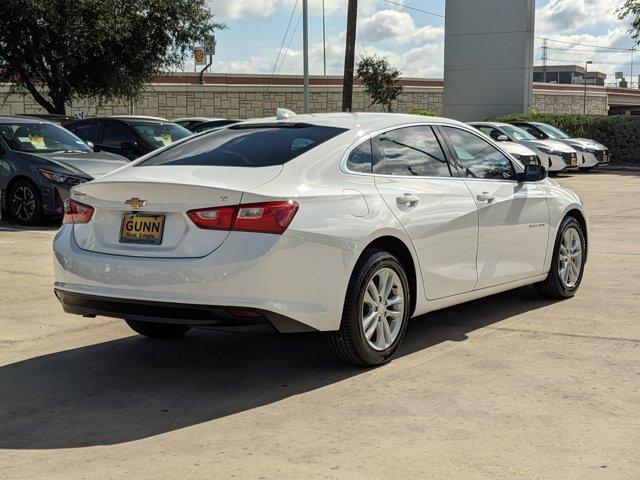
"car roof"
237,112,466,133
112,115,168,122
173,117,223,122
468,121,511,128
69,116,177,126
0,115,56,124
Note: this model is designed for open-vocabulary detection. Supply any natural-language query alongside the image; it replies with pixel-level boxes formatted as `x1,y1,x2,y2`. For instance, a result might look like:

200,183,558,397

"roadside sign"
615,71,624,79
194,47,207,65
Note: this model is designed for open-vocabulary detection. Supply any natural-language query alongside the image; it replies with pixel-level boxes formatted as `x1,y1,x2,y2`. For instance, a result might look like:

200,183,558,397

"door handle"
396,193,419,206
476,192,496,203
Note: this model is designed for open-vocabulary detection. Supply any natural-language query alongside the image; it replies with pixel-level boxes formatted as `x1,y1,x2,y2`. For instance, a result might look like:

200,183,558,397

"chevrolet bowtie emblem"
125,197,147,209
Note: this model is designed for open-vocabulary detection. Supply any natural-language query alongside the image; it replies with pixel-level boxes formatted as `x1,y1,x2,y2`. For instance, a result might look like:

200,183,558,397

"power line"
545,57,640,66
271,0,300,77
536,36,631,51
379,0,444,18
545,46,629,54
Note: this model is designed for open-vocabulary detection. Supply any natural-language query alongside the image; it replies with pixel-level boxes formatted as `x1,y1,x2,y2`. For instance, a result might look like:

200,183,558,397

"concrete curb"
599,165,640,172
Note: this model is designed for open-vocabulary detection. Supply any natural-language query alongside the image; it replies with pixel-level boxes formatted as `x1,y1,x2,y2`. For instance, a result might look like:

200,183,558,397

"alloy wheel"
558,227,583,288
11,185,37,222
361,267,405,351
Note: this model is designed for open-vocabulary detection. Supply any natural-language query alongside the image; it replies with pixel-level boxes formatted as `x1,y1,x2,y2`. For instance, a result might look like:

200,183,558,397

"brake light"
63,199,94,224
187,201,299,234
234,201,299,234
186,206,236,230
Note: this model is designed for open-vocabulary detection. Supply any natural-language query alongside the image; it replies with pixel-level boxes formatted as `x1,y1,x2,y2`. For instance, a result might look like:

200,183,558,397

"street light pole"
322,0,327,76
583,60,592,115
302,0,309,113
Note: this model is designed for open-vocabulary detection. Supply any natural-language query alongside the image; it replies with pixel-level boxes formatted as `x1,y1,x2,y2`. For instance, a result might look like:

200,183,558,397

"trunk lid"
71,165,282,257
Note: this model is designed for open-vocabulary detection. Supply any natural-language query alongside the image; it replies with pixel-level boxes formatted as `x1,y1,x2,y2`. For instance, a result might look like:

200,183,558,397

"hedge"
493,113,640,164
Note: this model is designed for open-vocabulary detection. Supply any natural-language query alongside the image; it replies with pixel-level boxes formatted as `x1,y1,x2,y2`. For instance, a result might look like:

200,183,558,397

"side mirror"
496,134,509,142
518,163,547,182
120,140,138,150
85,141,95,150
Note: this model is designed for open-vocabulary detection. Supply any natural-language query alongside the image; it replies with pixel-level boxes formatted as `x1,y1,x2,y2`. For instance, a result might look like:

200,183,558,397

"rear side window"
70,121,103,144
374,126,451,177
346,139,373,173
138,123,347,167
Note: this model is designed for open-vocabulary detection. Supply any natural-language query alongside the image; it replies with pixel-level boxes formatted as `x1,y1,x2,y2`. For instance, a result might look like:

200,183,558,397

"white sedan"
470,121,579,172
53,112,589,366
509,121,609,171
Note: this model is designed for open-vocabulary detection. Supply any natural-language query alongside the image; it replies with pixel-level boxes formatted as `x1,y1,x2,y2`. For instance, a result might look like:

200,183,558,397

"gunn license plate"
120,214,165,245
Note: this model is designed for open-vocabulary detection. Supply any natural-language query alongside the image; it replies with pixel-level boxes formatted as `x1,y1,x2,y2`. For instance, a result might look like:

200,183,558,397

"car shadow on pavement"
0,286,555,450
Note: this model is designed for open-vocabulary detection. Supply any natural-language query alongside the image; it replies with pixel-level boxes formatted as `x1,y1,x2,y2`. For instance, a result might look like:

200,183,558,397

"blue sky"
202,0,636,84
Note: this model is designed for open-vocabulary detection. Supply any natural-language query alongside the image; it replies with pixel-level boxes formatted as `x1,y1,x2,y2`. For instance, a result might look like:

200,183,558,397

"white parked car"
53,113,589,366
469,121,578,172
509,121,609,171
492,140,540,166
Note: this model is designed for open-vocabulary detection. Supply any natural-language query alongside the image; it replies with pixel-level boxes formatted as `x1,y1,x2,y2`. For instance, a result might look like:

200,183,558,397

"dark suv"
67,117,192,161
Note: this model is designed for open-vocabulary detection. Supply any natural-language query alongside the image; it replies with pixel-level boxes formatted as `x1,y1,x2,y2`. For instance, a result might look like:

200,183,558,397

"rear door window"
102,121,138,147
137,123,347,167
373,126,452,177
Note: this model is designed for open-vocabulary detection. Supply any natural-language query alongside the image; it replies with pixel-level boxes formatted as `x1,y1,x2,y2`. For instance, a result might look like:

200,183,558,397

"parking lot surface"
1,171,639,479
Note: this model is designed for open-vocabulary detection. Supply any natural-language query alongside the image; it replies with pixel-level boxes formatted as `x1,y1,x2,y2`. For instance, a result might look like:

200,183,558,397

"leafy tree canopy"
618,0,640,42
356,55,403,112
0,0,225,113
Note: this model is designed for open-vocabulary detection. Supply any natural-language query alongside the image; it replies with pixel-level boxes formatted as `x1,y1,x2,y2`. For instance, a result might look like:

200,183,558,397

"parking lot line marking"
493,327,640,344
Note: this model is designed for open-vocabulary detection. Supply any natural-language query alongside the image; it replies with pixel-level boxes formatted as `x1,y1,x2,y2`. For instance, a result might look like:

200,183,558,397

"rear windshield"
137,123,347,167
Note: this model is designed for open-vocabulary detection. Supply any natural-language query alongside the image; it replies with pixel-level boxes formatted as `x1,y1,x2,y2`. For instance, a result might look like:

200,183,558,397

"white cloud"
210,0,279,19
358,10,443,45
536,0,625,34
210,0,344,20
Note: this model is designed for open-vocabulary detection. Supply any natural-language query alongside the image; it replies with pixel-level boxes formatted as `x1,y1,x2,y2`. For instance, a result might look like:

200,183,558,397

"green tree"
356,55,403,112
618,1,640,42
0,0,225,114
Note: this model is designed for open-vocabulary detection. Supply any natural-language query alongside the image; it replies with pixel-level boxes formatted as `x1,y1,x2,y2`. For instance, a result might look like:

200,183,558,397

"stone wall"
532,88,608,115
0,82,609,119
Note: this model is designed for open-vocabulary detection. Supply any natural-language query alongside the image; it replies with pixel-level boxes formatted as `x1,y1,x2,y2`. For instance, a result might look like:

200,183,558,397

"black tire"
535,216,586,299
125,319,190,339
9,179,44,225
579,166,595,172
326,249,411,367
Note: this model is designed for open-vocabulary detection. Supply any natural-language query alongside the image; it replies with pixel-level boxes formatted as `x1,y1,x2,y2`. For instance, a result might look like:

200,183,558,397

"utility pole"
322,0,327,76
541,38,548,83
583,60,592,115
631,48,635,89
342,0,358,112
303,0,309,113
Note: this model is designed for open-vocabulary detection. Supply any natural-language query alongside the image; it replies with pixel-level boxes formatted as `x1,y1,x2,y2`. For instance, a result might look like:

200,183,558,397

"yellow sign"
29,135,46,150
194,47,206,65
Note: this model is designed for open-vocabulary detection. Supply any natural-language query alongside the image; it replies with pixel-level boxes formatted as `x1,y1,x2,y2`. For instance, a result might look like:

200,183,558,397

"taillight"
234,201,299,234
187,201,299,235
186,206,236,230
63,199,94,224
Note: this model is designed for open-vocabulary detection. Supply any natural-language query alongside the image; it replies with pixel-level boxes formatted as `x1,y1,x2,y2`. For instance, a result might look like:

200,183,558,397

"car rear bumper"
54,289,314,333
53,224,356,332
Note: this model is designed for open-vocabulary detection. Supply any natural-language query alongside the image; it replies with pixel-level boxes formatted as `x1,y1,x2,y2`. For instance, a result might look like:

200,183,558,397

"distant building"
533,65,606,86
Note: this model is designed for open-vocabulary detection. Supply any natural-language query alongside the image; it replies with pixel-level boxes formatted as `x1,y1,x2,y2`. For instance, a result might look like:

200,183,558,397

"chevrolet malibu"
53,112,589,366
